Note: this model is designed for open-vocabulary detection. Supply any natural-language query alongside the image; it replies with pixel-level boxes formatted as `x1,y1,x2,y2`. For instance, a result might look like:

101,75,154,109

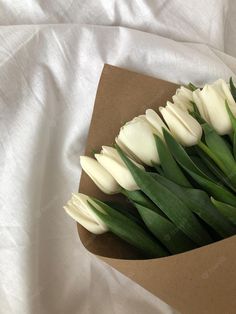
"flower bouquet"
64,65,236,314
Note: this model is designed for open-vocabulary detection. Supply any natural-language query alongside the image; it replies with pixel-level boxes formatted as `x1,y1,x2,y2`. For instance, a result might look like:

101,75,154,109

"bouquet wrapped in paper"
64,65,236,314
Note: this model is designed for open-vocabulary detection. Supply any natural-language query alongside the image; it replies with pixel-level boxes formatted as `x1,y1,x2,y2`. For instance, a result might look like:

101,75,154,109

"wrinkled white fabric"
1,1,236,313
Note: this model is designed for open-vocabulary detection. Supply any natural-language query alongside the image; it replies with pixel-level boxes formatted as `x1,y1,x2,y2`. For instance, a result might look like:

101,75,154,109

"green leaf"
201,123,236,187
150,173,236,238
189,110,206,124
163,129,236,206
190,155,219,183
229,77,236,101
189,170,236,206
105,200,144,227
197,140,228,175
135,203,196,254
155,135,191,187
163,129,208,178
225,100,236,159
195,147,236,192
152,164,164,176
89,200,168,258
121,189,164,216
116,145,212,246
211,197,236,226
234,132,236,160
202,123,236,170
225,100,236,131
191,101,200,115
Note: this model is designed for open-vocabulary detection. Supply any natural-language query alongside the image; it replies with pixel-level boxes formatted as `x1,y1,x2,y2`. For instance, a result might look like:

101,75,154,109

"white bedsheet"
1,1,236,313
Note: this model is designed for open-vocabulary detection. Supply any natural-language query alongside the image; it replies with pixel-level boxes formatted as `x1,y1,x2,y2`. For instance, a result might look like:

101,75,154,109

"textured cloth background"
1,1,236,313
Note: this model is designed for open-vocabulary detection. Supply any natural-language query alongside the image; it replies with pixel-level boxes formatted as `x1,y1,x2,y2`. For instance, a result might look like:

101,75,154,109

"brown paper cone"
78,64,236,314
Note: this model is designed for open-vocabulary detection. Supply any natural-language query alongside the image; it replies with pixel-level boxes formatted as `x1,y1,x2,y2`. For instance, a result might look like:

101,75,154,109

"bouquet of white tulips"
64,78,236,258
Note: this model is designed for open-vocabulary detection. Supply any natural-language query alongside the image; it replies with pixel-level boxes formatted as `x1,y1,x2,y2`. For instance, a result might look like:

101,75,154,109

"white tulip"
172,86,193,111
116,116,160,166
64,193,108,234
145,109,168,139
115,137,142,163
192,89,210,123
193,79,236,135
80,156,120,194
95,146,144,191
160,102,202,146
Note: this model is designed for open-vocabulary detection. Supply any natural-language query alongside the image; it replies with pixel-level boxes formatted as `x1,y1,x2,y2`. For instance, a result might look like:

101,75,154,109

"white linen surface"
1,1,236,313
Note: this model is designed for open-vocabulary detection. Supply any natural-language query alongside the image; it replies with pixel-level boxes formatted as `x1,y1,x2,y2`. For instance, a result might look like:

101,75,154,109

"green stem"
188,82,198,91
197,141,228,174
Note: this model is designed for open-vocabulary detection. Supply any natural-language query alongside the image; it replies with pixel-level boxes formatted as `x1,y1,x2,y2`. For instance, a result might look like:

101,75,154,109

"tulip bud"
192,88,210,123
95,146,144,191
115,137,142,163
64,193,108,234
160,102,202,146
80,156,120,194
193,79,236,135
172,86,193,111
145,109,168,139
116,116,160,166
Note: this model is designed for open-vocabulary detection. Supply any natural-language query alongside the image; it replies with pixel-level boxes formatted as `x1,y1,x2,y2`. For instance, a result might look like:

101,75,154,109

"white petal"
200,85,231,134
101,146,121,163
101,145,144,169
64,193,108,234
217,79,236,114
80,156,120,194
167,103,202,136
72,193,107,225
95,154,139,191
115,137,142,163
172,86,193,111
145,109,167,138
176,86,193,100
117,117,160,165
193,89,210,123
160,103,202,146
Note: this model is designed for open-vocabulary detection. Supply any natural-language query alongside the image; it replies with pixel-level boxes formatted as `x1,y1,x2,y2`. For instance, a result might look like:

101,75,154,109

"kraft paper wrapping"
78,64,236,314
